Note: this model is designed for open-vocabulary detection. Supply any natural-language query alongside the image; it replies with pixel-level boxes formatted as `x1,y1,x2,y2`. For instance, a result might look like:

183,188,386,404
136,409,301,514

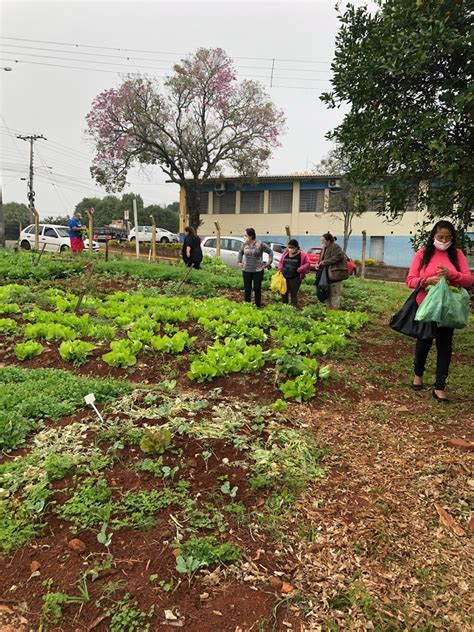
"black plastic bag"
389,286,437,340
315,266,330,303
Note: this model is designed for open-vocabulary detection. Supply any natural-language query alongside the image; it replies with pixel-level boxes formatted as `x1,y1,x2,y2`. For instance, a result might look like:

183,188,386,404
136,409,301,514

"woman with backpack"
316,232,349,309
406,220,473,403
238,228,273,307
278,239,311,307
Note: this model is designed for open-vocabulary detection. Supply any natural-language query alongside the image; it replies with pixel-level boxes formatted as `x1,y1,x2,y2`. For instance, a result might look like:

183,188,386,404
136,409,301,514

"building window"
200,192,209,214
300,189,324,212
213,191,236,214
240,191,264,214
269,190,292,214
328,191,344,213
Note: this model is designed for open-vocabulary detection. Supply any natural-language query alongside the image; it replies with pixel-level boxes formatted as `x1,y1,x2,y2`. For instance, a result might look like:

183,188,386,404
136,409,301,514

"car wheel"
160,236,169,243
129,237,135,242
20,240,31,251
60,245,70,253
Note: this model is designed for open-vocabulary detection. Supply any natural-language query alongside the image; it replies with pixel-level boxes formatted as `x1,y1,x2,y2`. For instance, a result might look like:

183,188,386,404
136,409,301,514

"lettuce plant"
14,341,44,361
59,340,97,367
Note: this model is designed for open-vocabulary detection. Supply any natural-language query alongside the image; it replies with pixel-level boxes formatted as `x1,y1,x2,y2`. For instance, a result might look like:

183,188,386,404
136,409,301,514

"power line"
1,42,332,74
0,35,332,65
36,146,72,209
1,50,331,82
0,58,324,89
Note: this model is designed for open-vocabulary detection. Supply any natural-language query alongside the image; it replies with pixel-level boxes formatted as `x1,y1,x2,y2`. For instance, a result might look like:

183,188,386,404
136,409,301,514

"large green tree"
3,202,32,239
73,194,179,232
321,0,472,243
85,47,285,229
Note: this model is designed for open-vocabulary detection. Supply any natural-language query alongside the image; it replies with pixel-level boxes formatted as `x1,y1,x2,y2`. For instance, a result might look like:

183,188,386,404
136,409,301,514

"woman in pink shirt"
407,220,473,403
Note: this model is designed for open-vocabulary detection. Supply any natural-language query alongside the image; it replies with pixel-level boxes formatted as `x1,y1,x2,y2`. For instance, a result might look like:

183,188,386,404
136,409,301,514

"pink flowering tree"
86,48,285,228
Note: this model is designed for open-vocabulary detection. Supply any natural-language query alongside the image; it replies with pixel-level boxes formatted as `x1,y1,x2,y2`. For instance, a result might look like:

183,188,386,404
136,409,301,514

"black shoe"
432,389,450,404
411,383,424,391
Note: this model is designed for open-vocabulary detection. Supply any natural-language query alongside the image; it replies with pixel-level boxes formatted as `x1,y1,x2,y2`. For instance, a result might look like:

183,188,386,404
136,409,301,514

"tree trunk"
184,181,202,230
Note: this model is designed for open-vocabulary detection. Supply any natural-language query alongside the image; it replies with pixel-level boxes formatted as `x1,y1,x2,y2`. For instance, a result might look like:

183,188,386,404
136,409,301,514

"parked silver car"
201,235,282,268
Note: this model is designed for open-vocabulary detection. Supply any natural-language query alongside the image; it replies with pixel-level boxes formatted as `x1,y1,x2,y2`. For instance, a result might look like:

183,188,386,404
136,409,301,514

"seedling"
220,480,238,498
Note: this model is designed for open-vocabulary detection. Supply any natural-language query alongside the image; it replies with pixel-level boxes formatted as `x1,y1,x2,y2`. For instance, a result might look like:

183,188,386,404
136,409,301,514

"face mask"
433,238,451,251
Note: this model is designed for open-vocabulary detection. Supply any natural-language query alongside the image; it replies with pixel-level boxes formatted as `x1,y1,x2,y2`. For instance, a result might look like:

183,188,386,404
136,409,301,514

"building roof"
180,173,342,184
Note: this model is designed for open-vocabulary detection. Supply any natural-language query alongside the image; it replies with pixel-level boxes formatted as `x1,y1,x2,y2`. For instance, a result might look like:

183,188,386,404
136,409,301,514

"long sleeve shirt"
238,240,273,272
278,250,311,279
407,248,473,304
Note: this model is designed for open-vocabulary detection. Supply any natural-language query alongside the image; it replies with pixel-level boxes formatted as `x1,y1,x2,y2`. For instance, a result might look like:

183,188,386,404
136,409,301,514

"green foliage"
188,337,265,382
102,339,142,368
24,322,77,341
0,367,130,451
180,535,241,566
0,302,20,314
0,250,84,281
321,0,472,240
59,340,96,366
0,283,34,304
14,340,44,361
0,317,18,334
279,373,316,402
139,426,172,455
0,503,41,555
108,593,154,632
113,485,190,530
150,330,194,353
55,477,112,531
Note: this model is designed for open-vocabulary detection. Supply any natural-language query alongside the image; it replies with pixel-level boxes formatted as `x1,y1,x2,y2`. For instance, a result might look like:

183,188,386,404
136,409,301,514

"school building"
178,174,427,266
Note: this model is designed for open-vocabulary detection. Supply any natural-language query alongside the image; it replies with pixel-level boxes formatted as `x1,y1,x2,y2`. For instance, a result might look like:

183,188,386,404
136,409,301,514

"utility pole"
17,134,46,250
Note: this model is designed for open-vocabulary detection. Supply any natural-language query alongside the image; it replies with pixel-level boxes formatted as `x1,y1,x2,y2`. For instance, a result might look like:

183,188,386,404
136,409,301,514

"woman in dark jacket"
182,226,203,269
316,232,348,309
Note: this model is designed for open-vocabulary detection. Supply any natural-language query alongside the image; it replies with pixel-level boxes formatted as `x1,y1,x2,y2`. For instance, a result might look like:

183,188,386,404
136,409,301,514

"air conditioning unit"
328,178,341,189
214,182,226,193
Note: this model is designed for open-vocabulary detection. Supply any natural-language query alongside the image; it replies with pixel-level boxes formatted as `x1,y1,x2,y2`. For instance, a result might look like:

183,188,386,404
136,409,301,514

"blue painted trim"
300,182,327,190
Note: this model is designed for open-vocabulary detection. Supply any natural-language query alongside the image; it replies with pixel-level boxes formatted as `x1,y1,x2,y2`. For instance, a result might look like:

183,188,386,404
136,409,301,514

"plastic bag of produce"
415,277,469,329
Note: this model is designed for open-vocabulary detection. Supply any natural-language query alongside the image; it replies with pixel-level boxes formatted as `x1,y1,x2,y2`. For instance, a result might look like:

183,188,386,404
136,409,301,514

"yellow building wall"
187,186,423,239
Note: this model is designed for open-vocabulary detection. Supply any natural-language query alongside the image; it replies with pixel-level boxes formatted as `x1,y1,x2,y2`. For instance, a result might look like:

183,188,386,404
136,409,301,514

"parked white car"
201,236,283,269
128,226,179,243
18,224,99,252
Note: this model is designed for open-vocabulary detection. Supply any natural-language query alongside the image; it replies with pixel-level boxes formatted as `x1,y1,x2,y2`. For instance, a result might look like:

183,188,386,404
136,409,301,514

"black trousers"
282,276,301,306
414,327,454,390
243,270,264,307
186,259,201,270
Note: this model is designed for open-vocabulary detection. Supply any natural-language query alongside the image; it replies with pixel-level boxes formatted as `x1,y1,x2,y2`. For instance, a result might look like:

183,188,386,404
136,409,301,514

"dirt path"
289,325,473,630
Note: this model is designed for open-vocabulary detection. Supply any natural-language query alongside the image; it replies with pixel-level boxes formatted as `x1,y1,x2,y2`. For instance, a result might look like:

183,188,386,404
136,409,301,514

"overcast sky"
1,1,367,218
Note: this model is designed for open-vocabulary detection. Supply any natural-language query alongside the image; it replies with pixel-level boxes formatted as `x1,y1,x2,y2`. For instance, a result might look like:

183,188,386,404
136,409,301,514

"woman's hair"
288,239,300,249
322,232,335,243
245,228,256,240
420,220,459,270
184,226,197,238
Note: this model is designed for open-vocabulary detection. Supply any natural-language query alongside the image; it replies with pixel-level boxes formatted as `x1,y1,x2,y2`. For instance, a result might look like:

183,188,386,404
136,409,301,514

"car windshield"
56,227,70,237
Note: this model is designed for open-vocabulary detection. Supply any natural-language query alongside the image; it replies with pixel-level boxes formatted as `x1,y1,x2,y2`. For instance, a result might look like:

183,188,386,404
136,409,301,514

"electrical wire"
1,42,332,74
1,49,331,83
0,58,325,89
0,35,332,65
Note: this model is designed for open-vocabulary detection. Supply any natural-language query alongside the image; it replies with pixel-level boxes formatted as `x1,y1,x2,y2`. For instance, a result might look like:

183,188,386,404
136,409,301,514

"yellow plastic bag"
270,271,287,295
